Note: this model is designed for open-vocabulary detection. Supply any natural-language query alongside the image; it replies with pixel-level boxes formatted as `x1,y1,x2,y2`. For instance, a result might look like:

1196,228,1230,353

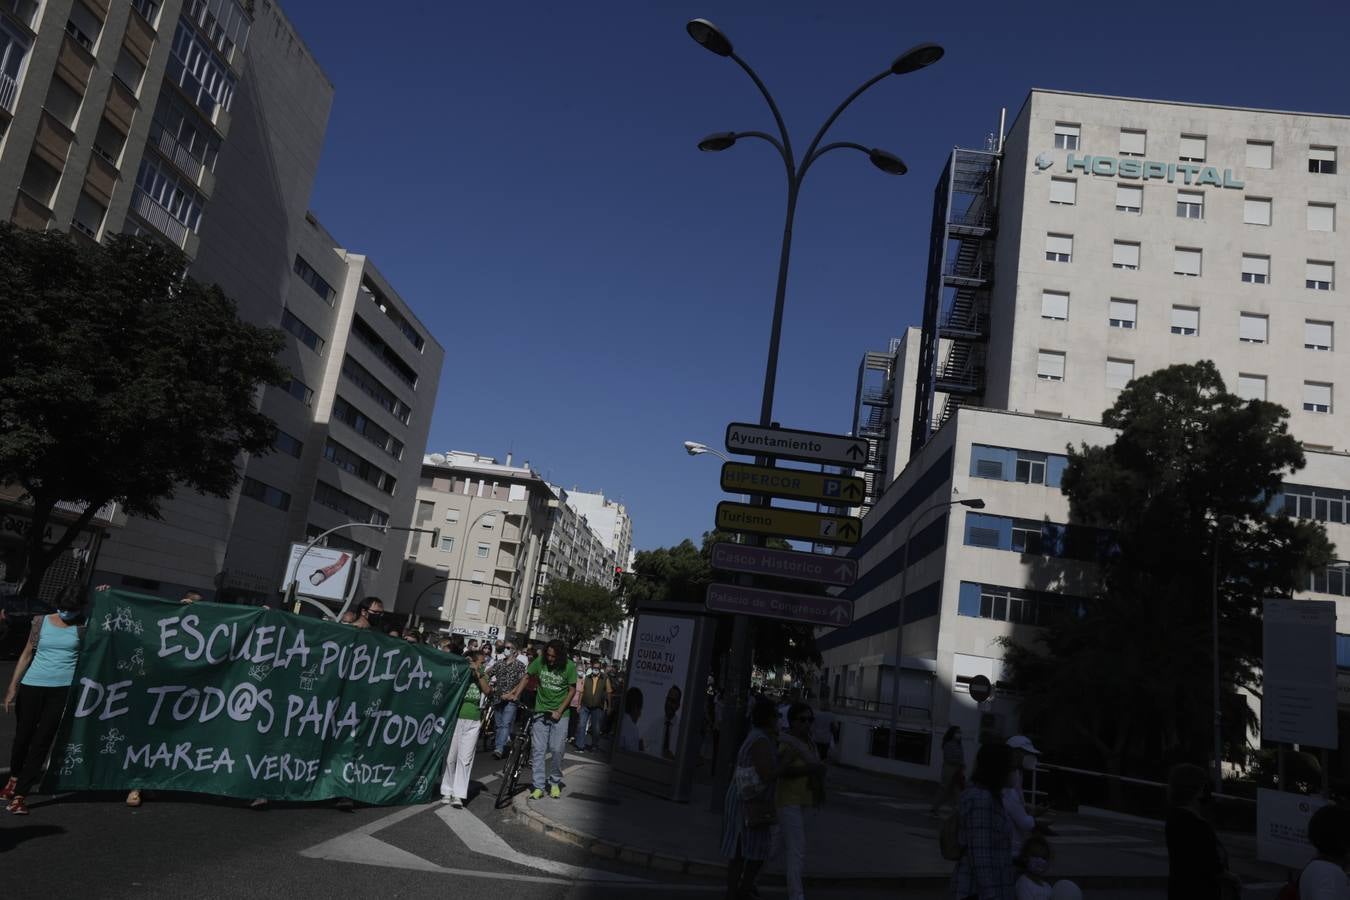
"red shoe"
0,777,16,801
7,795,28,815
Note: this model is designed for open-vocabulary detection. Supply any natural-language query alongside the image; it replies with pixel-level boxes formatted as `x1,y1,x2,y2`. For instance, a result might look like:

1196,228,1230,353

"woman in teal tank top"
3,589,86,815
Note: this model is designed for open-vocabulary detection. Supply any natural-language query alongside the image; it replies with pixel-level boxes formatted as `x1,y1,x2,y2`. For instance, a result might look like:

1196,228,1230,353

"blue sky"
282,1,1350,551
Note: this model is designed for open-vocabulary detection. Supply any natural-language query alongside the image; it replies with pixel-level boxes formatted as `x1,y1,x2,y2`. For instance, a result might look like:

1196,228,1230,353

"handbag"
734,762,776,828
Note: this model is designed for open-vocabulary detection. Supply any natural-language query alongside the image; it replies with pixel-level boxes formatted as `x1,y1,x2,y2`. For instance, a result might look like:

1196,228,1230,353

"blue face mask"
57,609,82,623
1026,857,1051,876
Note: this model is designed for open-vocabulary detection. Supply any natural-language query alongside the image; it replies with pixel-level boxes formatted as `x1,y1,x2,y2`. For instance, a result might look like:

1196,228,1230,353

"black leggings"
10,683,70,794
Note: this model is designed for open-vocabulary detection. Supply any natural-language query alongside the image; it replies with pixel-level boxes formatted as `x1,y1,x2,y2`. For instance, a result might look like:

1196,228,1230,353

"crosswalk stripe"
435,804,646,882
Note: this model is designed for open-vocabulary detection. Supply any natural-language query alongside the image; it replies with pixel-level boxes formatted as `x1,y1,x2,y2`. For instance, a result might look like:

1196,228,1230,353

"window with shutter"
1049,178,1076,205
1304,382,1333,413
1174,248,1202,277
1112,241,1140,269
1105,358,1134,391
1179,134,1207,162
1244,197,1272,226
1239,313,1268,343
1310,146,1337,174
1120,129,1146,157
1037,351,1065,381
1307,261,1335,290
1177,191,1204,219
1040,291,1069,321
1237,374,1266,401
1246,141,1273,169
1171,306,1199,336
1308,203,1335,232
968,527,1002,548
1054,123,1080,150
1116,184,1142,213
975,460,1004,479
1241,254,1270,284
1045,233,1073,262
1306,320,1333,351
1108,299,1137,329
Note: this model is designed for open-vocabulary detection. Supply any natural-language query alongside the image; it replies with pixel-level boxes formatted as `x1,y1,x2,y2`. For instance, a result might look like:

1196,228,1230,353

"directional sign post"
725,423,869,469
715,501,862,545
709,542,857,587
706,583,853,628
720,462,865,506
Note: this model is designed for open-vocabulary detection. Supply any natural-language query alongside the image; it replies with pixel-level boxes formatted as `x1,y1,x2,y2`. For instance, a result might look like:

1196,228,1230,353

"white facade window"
1174,247,1202,277
1105,358,1134,391
1304,382,1333,414
1054,122,1080,150
480,514,497,529
1308,203,1335,232
1306,320,1334,351
1045,233,1073,262
1040,290,1069,321
475,543,490,558
1108,299,1137,329
1241,254,1270,284
1171,306,1199,336
1116,184,1142,213
1246,141,1273,169
445,508,460,523
438,536,455,552
1244,197,1272,226
1177,190,1204,219
1112,241,1140,270
1120,129,1146,157
1310,146,1337,175
1307,260,1335,291
1179,134,1207,162
1036,350,1065,381
1049,177,1076,205
1239,313,1268,344
1237,374,1267,402
471,569,486,584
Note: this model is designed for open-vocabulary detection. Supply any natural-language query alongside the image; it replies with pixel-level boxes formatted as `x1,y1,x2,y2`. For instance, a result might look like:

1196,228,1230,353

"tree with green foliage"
999,362,1332,783
620,531,822,675
0,225,289,598
535,578,628,653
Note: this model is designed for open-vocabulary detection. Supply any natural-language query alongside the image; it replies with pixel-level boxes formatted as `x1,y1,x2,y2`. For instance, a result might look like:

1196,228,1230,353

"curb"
510,793,1177,889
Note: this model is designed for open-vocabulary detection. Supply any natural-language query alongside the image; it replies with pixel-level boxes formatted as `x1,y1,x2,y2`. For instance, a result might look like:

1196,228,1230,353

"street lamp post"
684,440,730,463
1211,513,1237,793
448,507,508,633
887,497,984,760
687,16,943,801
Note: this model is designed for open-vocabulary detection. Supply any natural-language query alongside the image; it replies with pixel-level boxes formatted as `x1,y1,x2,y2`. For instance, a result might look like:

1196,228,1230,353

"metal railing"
0,72,17,113
150,120,203,182
131,188,188,246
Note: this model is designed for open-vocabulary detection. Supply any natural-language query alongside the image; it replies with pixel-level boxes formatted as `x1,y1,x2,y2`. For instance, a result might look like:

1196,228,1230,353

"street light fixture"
684,440,730,462
887,497,984,759
687,15,943,801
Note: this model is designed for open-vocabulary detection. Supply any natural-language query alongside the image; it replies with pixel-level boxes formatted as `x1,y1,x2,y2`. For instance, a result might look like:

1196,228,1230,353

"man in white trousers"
441,649,492,808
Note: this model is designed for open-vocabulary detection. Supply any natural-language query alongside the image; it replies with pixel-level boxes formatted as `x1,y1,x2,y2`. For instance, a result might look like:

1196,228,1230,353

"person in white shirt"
809,704,837,760
1301,804,1350,900
1004,735,1042,858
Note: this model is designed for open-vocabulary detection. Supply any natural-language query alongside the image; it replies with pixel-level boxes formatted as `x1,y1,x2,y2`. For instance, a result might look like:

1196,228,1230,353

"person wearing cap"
1004,735,1042,858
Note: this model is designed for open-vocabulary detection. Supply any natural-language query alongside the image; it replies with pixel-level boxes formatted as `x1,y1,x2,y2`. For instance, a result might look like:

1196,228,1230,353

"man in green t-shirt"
527,639,577,799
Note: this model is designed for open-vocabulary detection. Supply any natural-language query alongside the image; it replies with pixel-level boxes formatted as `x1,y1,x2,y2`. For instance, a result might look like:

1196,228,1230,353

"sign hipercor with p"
724,423,868,469
47,590,469,805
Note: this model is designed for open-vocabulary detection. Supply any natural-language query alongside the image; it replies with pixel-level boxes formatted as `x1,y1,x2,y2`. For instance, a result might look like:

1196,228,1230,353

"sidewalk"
512,755,1286,889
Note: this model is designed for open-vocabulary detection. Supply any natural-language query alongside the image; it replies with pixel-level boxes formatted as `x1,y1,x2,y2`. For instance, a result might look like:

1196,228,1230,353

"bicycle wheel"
495,728,529,809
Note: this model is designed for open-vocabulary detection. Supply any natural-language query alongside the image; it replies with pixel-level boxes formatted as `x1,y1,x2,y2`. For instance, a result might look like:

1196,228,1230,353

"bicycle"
494,707,549,809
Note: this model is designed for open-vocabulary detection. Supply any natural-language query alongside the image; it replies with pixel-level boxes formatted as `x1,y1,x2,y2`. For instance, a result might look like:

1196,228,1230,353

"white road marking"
435,805,643,882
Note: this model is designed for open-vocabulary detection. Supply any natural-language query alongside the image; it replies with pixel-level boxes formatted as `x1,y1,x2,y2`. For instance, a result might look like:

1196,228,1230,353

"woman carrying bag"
721,698,782,900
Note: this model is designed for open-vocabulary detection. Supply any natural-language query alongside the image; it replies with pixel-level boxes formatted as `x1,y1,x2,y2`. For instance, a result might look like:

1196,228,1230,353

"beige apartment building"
0,0,442,606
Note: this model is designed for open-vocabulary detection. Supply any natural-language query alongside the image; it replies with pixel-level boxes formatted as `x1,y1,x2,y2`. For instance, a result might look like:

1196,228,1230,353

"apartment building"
827,89,1350,777
563,488,633,572
398,452,553,638
0,0,443,606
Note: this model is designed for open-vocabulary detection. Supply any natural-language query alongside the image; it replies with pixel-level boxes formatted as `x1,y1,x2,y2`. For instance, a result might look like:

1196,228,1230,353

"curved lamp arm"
730,53,796,176
802,141,873,176
800,68,892,173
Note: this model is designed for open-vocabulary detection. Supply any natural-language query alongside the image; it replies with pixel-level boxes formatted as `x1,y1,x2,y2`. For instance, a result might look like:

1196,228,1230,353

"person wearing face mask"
355,597,385,630
1,587,87,815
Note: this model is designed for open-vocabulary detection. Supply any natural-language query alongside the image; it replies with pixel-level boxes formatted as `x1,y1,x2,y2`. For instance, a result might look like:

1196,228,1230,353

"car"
0,595,54,660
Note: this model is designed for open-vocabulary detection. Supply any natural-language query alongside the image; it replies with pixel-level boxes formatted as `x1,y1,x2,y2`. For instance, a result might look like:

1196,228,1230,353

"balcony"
83,154,118,206
131,187,187,246
12,190,51,230
490,584,512,602
149,120,203,182
103,78,136,134
124,15,156,65
56,35,93,92
33,112,73,171
0,72,16,115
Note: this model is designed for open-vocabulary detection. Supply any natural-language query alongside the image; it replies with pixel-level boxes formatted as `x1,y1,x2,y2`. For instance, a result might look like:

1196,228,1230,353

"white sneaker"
451,798,464,809
440,796,454,805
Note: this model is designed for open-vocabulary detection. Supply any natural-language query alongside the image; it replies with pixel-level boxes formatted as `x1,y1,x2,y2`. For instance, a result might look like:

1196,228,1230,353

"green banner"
45,590,469,805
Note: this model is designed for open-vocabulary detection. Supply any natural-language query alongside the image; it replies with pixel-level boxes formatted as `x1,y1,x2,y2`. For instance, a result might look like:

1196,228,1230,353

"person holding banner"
527,639,577,800
441,649,492,808
2,589,86,815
